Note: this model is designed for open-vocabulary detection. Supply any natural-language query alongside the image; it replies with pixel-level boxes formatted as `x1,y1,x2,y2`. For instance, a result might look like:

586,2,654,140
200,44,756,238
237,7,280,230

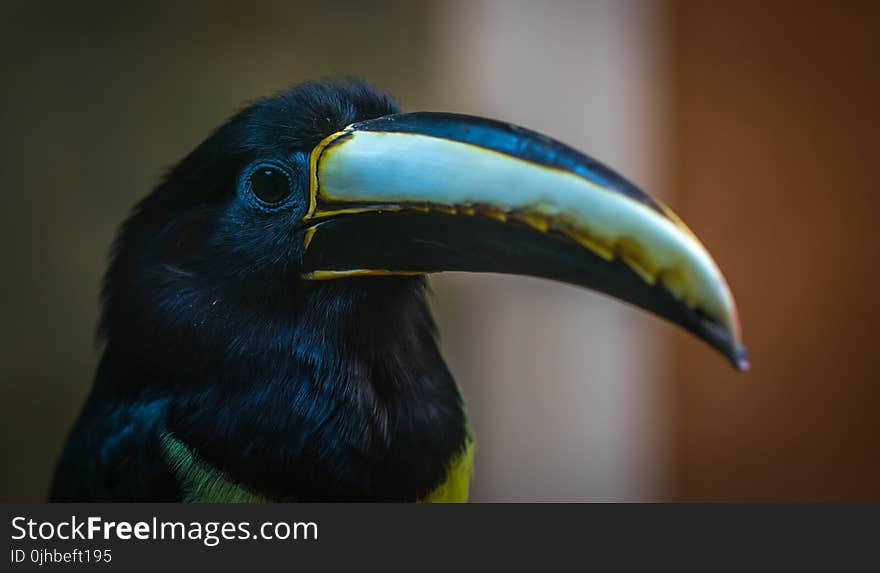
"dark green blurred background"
3,1,878,501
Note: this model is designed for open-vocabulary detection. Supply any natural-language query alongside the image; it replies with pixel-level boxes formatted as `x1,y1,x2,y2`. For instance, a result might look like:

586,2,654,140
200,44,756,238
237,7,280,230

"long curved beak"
300,112,748,370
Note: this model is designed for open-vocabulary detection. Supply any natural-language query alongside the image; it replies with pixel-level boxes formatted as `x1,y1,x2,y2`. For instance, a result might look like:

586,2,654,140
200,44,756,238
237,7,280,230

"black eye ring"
244,161,294,207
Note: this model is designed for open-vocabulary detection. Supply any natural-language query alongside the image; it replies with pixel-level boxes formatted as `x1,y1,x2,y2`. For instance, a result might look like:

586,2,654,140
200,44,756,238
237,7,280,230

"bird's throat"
162,277,470,501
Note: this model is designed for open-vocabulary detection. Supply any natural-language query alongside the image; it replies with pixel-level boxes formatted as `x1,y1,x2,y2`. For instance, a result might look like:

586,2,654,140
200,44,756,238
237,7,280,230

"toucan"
50,79,746,502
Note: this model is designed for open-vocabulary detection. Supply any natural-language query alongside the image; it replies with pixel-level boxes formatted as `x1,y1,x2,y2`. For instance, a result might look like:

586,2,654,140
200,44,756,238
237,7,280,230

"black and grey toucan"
51,79,746,502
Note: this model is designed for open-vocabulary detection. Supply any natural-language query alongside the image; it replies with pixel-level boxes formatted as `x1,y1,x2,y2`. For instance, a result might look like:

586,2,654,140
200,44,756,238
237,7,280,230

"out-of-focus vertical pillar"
428,0,671,500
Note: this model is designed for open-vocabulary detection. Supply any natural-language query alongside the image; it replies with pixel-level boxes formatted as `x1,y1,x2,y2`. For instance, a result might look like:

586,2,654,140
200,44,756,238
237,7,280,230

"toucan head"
103,79,746,373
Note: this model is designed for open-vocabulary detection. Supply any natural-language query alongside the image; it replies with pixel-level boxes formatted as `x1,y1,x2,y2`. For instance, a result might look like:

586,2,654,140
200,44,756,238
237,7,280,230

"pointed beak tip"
733,347,750,372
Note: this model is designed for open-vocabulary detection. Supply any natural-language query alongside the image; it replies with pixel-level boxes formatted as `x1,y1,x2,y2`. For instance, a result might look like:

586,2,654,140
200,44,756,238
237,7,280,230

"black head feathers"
99,79,401,358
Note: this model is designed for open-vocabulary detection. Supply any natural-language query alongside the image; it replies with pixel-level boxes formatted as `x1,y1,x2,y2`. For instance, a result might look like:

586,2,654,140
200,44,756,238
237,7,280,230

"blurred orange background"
669,0,880,500
1,0,877,501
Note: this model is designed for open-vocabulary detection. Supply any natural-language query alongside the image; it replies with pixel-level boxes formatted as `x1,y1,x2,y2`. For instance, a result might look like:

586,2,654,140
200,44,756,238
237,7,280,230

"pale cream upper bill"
315,130,737,332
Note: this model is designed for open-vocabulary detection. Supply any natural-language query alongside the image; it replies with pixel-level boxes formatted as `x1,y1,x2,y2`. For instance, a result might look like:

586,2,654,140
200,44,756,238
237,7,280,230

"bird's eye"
248,163,293,205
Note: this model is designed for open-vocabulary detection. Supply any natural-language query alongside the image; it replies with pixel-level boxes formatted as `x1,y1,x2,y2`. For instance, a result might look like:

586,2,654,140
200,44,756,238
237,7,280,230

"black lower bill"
302,211,748,369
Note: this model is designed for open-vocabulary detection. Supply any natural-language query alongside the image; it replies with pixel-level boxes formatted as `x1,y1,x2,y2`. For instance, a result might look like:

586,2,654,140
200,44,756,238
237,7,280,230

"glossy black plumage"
51,79,469,501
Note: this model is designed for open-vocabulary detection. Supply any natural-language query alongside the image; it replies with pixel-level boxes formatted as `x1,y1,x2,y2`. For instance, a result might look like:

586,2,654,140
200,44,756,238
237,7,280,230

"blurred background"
1,0,877,501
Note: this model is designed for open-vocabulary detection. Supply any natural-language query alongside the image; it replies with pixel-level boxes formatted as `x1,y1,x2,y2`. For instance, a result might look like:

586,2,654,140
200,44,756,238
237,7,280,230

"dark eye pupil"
250,167,290,204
